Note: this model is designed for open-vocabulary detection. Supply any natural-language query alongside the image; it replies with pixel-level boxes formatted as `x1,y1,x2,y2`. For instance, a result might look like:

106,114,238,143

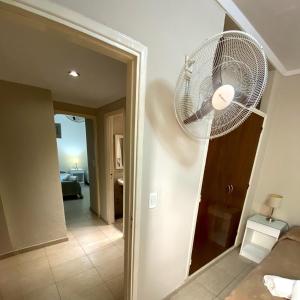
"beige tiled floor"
0,186,124,300
169,248,256,300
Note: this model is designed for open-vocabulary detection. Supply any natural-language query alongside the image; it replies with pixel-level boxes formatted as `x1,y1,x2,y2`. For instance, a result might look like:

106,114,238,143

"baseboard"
0,236,68,260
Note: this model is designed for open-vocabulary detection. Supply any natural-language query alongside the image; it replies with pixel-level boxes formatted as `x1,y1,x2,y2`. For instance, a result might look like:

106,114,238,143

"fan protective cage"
175,30,268,140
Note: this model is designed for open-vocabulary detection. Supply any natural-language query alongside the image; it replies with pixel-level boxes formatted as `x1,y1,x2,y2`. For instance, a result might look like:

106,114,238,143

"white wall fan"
174,30,268,140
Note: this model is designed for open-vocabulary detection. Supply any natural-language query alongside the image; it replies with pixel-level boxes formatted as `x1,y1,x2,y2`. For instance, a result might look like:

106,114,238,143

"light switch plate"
149,192,158,209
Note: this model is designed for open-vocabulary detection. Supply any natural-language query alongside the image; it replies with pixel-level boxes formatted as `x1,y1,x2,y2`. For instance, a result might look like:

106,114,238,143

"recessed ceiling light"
68,70,80,77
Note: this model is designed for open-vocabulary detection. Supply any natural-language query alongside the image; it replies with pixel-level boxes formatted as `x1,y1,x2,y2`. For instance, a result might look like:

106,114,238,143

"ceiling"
220,0,300,76
223,15,275,71
0,9,126,108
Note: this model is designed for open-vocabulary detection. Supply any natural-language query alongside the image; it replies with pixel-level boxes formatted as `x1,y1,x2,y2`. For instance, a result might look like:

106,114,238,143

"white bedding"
60,173,70,181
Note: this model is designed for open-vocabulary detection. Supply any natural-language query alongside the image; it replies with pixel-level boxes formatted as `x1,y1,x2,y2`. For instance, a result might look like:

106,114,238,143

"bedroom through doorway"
54,113,95,228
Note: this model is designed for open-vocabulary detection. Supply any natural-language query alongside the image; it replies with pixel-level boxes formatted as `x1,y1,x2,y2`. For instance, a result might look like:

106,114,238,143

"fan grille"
175,31,268,140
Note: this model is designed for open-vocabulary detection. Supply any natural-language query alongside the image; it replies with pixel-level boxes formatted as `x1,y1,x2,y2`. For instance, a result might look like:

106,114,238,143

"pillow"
60,173,70,181
280,226,300,243
69,175,77,181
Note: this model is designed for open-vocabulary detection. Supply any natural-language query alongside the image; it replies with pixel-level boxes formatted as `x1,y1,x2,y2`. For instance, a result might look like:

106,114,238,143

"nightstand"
69,169,85,184
240,214,288,263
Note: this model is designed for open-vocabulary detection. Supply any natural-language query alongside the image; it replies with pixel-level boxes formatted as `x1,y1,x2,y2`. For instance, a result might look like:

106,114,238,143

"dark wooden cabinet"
190,113,264,274
114,181,123,219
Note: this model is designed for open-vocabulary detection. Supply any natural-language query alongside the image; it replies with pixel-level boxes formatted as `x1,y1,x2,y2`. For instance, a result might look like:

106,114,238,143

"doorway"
54,113,97,227
189,113,264,274
1,2,146,299
104,110,125,225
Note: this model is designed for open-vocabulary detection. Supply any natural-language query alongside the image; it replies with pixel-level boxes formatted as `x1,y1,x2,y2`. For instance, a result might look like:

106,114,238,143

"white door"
85,118,99,214
104,114,115,224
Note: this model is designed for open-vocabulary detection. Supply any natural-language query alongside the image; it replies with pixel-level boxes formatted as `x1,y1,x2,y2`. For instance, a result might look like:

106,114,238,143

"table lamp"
265,194,283,222
74,158,79,170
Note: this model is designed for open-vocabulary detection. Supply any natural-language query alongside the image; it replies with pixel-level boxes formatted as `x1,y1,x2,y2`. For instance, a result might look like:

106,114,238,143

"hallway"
0,186,124,300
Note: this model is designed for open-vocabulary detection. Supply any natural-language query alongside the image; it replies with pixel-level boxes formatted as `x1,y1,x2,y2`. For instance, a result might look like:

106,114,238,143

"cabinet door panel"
190,113,263,274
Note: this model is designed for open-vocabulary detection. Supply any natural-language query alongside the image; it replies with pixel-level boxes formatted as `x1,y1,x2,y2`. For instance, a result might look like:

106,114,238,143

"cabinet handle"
226,185,231,193
226,184,234,194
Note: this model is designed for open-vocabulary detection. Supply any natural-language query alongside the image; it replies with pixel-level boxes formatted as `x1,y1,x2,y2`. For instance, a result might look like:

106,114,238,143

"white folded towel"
292,281,300,300
264,275,300,299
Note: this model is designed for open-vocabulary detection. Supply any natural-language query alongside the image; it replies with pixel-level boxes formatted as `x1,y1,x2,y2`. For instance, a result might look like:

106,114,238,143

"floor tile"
88,246,122,267
0,256,53,297
17,249,46,265
216,249,254,277
172,248,256,300
171,281,215,300
0,186,124,300
95,256,124,282
23,284,60,300
113,238,124,251
217,278,240,299
114,220,123,233
76,283,114,300
81,238,114,255
1,294,23,300
0,266,20,285
106,274,124,300
76,230,109,246
18,256,50,276
0,277,23,300
195,263,236,296
217,264,255,299
20,268,54,295
51,255,93,282
66,231,75,240
70,224,103,237
67,217,103,228
47,245,85,267
45,240,80,256
100,225,123,242
0,256,19,272
56,268,104,299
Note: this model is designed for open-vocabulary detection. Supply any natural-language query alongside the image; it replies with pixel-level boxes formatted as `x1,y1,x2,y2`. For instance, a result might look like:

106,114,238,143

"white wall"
249,72,300,227
54,114,88,172
45,1,225,299
0,80,66,253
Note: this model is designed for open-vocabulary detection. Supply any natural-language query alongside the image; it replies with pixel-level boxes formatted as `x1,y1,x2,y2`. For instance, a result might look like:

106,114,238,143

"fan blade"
183,100,213,124
183,37,224,124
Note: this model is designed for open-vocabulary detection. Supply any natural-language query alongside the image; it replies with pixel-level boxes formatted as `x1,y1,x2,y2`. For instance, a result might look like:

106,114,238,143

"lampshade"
265,194,283,208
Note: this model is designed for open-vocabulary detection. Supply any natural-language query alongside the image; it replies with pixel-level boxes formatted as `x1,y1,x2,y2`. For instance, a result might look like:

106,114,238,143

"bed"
60,171,83,199
227,227,300,300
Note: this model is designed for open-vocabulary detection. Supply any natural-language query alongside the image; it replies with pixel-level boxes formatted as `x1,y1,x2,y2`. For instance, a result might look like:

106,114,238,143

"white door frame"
1,2,147,299
104,110,125,225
